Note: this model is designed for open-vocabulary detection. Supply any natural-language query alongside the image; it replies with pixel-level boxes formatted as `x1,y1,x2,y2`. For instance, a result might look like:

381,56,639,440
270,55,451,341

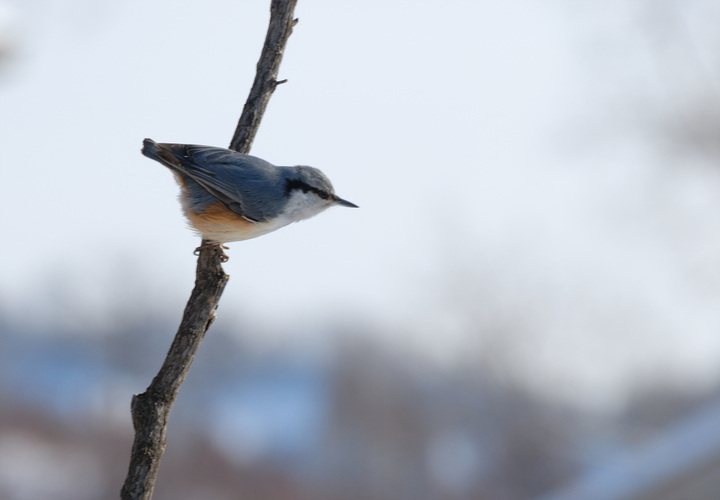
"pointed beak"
334,196,358,208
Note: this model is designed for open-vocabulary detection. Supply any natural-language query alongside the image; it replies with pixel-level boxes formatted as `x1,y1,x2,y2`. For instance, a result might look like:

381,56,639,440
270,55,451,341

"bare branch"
120,245,227,499
230,0,298,153
120,2,298,499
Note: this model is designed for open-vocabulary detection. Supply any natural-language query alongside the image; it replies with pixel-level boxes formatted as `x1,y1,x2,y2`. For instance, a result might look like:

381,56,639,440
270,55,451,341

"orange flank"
184,202,254,240
181,201,287,243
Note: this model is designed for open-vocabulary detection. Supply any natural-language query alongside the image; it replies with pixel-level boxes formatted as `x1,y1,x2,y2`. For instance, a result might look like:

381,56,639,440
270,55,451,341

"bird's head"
281,166,357,222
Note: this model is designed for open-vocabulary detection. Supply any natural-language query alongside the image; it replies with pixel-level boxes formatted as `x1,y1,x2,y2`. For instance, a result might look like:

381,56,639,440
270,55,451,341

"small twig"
120,1,298,499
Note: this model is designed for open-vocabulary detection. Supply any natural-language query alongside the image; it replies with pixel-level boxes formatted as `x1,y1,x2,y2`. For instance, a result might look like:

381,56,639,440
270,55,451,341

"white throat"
281,190,329,223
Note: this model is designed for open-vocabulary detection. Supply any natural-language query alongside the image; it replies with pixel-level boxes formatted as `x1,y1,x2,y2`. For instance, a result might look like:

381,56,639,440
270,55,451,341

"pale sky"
2,0,720,412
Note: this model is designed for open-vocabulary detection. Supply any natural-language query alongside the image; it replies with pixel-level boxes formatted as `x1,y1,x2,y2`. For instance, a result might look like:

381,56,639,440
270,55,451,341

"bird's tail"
142,138,190,173
141,138,162,161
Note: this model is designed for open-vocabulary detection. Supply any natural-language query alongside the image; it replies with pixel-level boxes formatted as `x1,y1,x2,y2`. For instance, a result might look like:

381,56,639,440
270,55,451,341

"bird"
142,139,357,255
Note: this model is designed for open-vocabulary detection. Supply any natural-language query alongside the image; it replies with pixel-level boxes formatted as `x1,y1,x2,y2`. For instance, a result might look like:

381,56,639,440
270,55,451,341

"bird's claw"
194,243,230,262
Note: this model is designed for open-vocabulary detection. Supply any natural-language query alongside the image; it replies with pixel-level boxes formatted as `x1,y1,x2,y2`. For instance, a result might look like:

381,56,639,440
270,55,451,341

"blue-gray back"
148,142,290,222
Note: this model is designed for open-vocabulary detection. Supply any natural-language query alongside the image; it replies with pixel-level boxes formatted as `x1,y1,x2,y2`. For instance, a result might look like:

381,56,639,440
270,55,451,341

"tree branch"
120,2,298,499
230,0,298,153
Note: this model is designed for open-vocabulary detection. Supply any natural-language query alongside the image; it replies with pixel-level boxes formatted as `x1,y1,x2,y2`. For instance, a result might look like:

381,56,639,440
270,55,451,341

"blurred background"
1,0,720,499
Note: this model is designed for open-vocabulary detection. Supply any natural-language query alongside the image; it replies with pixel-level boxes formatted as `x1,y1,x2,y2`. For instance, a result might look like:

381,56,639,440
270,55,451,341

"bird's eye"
285,179,331,200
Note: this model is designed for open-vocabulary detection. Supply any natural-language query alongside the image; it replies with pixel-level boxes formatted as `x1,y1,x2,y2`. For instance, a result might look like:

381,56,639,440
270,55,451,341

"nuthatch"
142,139,357,246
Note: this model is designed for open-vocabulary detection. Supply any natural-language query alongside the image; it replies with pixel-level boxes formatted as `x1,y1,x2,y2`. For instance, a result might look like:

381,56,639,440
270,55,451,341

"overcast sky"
1,0,720,412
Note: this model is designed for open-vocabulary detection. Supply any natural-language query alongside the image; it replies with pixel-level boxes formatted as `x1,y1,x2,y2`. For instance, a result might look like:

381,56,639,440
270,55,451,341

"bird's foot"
194,242,230,262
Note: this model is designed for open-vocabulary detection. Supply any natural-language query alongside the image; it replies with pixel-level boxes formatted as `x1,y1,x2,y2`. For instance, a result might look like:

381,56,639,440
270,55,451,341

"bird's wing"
146,141,285,222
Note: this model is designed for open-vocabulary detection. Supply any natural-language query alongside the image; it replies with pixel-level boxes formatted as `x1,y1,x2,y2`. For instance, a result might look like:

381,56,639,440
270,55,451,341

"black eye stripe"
284,179,330,200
